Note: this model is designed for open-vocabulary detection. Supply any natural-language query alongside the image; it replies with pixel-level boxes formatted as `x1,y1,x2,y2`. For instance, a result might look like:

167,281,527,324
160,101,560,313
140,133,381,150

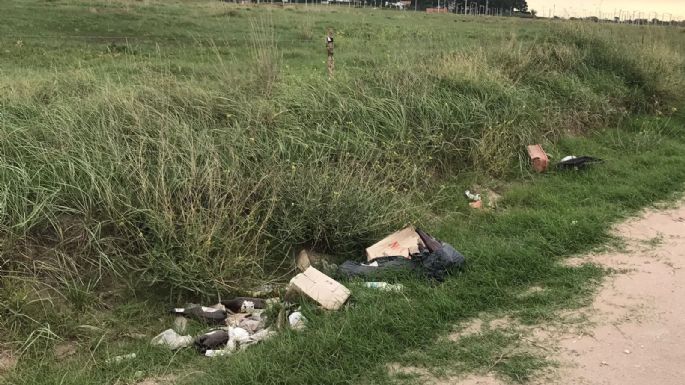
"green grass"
1,1,685,384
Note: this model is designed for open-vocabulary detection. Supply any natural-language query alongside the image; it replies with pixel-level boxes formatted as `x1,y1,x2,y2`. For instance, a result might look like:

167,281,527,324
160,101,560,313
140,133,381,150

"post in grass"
326,28,334,78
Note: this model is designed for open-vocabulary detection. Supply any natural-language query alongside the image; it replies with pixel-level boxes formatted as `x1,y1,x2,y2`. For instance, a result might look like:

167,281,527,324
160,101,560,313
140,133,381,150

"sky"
527,0,685,20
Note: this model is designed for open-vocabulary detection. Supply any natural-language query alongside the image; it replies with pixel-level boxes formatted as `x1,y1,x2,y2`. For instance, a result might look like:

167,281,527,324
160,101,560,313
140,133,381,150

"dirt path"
543,201,685,385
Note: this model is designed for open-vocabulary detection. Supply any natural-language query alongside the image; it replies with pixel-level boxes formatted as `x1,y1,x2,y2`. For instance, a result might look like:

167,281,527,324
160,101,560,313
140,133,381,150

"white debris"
151,329,193,350
105,353,136,364
288,312,307,331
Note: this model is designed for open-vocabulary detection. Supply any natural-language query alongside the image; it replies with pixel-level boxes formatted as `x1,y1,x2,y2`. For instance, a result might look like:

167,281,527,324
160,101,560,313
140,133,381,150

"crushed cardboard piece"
295,249,337,274
288,267,350,310
296,250,313,272
365,226,424,261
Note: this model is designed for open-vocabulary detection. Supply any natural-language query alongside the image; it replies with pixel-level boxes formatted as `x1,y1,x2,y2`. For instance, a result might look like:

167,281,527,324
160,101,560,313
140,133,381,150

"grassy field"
1,1,685,384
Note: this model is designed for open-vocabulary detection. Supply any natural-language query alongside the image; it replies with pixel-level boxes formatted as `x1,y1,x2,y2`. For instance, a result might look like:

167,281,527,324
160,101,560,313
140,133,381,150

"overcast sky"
527,0,685,20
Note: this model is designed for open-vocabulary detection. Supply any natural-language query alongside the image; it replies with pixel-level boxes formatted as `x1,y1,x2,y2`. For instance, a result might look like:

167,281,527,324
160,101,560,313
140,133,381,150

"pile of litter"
139,228,464,359
338,227,465,282
149,297,302,357
526,144,603,173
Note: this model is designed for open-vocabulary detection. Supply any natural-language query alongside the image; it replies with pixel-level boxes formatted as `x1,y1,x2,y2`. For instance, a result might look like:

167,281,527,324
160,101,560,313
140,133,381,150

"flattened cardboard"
365,226,424,261
288,267,350,310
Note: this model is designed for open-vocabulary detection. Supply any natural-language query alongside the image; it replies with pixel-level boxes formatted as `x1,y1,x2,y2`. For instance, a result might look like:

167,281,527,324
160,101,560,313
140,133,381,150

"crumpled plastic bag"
151,329,193,350
288,312,306,331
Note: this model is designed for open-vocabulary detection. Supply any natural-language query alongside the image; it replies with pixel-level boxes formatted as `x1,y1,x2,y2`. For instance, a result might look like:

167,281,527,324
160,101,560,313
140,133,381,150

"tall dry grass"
1,21,684,348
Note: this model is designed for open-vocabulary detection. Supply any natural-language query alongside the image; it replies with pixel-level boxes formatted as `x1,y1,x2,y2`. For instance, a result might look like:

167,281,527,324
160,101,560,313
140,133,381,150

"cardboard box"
288,267,350,311
365,226,424,261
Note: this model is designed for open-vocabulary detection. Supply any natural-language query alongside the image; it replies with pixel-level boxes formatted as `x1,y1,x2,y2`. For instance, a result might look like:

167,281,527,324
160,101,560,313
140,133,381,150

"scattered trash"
296,249,337,274
205,349,232,357
486,190,502,209
557,155,602,170
237,315,264,334
105,353,136,364
288,311,307,331
464,190,481,202
465,190,483,209
338,256,418,279
194,330,229,354
363,282,404,292
527,144,549,173
225,326,251,352
171,304,227,324
151,329,193,350
249,328,276,343
157,227,462,360
416,228,466,281
246,284,277,298
287,266,351,310
339,228,465,282
220,297,266,314
365,226,424,261
173,316,187,334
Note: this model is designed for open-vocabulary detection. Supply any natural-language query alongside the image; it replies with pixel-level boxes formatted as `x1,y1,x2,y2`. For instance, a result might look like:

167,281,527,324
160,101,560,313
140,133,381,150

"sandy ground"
392,201,685,385
545,201,685,385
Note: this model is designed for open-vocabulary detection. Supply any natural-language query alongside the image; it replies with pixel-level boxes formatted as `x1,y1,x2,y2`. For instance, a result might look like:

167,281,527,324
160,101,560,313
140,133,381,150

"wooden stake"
326,29,334,78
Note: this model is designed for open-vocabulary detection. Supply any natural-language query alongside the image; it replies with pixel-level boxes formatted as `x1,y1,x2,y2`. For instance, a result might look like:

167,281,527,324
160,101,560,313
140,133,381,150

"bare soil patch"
536,201,685,384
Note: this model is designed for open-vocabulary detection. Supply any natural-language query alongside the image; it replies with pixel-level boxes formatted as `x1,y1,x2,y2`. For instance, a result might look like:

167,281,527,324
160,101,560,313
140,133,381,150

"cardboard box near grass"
365,226,424,261
288,266,350,311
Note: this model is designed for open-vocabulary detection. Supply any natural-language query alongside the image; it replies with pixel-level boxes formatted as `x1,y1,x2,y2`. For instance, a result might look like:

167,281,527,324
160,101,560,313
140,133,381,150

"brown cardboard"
288,267,350,311
365,226,424,261
295,249,332,272
296,249,313,272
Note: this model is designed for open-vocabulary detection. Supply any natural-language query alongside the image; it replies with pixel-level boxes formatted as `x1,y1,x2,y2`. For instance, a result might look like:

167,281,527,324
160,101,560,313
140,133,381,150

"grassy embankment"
1,1,684,384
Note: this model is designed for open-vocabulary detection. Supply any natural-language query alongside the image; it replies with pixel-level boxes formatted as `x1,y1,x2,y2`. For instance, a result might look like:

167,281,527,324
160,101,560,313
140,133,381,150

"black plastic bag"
337,229,465,282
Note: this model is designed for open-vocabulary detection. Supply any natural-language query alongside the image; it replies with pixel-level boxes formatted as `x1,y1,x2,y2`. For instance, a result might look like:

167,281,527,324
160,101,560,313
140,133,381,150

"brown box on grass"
365,226,424,261
288,267,350,311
